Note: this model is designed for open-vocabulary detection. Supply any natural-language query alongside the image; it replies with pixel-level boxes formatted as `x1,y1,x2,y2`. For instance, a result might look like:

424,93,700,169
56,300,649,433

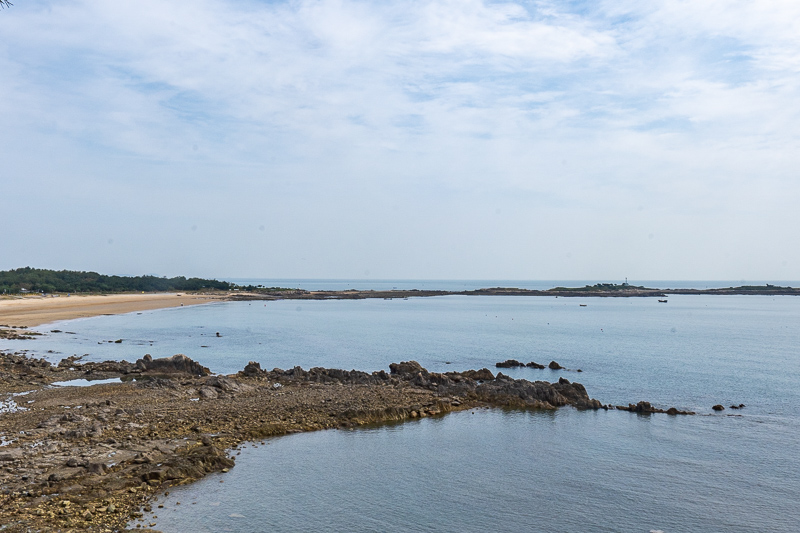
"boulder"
548,361,563,370
242,361,264,376
134,354,210,376
389,361,425,375
460,368,495,381
495,359,525,368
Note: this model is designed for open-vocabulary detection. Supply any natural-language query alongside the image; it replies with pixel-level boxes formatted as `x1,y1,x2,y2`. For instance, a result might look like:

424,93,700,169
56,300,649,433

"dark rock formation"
265,360,606,411
134,354,210,376
548,361,563,370
712,404,725,411
389,361,424,374
458,368,495,381
616,401,694,415
495,360,547,369
496,359,525,368
242,361,264,376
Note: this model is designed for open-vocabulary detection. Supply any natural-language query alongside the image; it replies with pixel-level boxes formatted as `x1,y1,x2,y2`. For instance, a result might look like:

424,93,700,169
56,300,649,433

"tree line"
0,267,232,294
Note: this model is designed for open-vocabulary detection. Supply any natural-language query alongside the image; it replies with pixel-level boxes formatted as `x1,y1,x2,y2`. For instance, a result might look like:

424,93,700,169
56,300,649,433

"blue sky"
1,0,799,280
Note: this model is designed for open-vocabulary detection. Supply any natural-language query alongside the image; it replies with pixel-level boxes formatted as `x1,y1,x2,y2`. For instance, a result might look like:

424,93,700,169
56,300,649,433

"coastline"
0,353,614,532
0,292,761,532
2,282,798,330
0,293,226,329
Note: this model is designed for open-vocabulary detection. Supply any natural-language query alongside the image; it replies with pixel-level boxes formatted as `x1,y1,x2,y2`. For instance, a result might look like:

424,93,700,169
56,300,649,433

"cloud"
1,0,799,278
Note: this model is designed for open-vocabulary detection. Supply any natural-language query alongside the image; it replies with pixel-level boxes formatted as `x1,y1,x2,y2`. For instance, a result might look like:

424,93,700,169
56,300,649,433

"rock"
198,386,219,399
86,462,107,475
526,361,545,369
0,448,23,461
389,361,424,375
205,375,251,393
617,402,694,415
548,361,563,370
460,368,495,381
495,359,525,368
134,354,210,376
712,404,725,411
242,361,264,376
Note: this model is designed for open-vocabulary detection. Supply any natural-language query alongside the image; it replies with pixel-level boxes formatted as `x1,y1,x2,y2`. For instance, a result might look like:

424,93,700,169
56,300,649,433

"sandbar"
0,293,225,328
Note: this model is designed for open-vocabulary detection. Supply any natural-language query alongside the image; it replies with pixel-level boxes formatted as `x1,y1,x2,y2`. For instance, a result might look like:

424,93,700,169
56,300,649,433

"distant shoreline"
2,283,797,329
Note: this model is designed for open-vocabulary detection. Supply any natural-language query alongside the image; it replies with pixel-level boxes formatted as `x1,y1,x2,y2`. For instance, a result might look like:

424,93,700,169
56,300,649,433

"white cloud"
1,0,799,278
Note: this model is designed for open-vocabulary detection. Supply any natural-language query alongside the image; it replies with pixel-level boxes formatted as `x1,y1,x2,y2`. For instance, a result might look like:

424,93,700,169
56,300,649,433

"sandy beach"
0,293,225,328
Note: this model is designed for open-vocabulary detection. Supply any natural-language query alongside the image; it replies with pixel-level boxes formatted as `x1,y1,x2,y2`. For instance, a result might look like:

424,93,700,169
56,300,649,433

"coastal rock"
204,376,252,393
198,387,219,399
616,401,694,415
389,361,425,375
712,404,725,411
242,361,264,376
134,354,210,377
548,361,563,370
526,362,545,369
459,368,495,381
496,359,525,368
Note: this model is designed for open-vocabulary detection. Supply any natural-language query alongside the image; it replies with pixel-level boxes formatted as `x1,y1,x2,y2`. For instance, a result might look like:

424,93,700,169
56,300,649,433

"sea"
2,280,799,532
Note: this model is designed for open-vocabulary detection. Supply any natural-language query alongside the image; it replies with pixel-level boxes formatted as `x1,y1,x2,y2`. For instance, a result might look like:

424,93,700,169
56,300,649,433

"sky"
1,0,799,281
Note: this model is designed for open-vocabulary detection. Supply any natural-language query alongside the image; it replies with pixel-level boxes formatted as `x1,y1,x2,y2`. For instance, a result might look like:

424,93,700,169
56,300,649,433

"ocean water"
3,289,800,531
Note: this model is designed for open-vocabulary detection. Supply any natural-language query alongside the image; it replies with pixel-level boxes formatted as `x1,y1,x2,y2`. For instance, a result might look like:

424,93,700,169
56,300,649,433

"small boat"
579,304,587,307
658,299,668,303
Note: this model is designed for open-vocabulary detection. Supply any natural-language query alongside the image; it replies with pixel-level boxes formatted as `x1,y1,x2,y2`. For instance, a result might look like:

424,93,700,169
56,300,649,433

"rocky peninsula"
0,349,619,532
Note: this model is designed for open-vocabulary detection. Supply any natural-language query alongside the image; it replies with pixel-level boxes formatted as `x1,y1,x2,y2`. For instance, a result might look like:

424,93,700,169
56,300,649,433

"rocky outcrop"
548,361,563,370
267,360,606,411
495,360,546,369
616,401,694,415
134,354,210,376
53,354,211,379
496,359,525,368
458,368,495,381
242,361,264,376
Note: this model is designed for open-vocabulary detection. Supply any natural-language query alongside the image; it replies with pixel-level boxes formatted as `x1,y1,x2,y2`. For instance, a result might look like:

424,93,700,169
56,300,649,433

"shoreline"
3,283,799,330
0,354,622,532
0,293,226,329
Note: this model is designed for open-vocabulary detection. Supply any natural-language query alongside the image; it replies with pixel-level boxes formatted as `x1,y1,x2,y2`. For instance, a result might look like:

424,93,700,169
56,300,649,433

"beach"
0,293,225,329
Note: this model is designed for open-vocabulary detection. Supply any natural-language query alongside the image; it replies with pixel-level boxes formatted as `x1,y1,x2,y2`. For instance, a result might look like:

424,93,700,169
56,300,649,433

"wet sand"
0,293,226,328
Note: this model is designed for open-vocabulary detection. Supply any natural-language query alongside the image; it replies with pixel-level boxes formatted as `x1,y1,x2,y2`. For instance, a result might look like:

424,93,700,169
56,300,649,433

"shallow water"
142,408,799,533
49,377,124,387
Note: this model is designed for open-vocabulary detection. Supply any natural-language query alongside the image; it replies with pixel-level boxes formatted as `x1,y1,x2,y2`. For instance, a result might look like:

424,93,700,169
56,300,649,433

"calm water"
3,288,800,531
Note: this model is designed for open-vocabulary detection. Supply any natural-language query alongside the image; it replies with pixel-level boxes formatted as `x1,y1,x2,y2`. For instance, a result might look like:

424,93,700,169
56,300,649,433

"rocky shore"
1,349,709,532
0,349,612,532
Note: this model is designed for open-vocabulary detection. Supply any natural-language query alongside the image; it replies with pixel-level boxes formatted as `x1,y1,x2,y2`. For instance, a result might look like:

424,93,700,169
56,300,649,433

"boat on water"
658,299,668,303
579,304,587,307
